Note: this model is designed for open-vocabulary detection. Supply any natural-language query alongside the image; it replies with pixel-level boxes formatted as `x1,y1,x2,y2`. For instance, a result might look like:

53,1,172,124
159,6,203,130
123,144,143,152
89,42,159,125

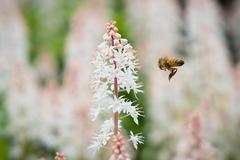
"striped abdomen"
166,58,184,67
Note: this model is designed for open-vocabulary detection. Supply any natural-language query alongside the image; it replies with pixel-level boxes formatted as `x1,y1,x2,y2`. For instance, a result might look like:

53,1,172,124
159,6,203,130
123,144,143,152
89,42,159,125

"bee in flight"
158,57,184,81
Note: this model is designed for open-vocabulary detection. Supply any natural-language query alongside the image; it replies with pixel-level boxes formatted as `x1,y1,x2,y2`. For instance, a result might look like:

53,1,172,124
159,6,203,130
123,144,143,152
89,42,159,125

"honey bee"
158,57,184,81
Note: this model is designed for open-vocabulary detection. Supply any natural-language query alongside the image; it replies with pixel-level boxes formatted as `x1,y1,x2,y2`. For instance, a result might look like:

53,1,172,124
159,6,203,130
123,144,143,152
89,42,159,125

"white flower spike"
89,21,144,155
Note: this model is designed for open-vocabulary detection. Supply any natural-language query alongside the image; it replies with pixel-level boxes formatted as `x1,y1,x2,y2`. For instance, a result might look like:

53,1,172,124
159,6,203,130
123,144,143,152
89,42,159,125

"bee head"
158,58,166,71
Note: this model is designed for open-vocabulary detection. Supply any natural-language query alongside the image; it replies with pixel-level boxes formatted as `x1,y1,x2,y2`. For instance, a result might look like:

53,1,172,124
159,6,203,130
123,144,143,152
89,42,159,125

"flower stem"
111,35,119,135
114,77,118,135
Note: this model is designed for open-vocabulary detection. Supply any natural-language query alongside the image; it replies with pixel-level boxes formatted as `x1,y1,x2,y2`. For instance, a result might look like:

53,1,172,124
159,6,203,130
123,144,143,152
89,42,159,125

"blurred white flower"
175,113,217,160
7,63,40,141
5,1,108,159
184,0,235,139
0,0,28,93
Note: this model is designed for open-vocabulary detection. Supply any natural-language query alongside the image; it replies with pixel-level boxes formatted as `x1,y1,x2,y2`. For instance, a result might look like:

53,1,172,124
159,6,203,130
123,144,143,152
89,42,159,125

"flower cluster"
89,21,143,152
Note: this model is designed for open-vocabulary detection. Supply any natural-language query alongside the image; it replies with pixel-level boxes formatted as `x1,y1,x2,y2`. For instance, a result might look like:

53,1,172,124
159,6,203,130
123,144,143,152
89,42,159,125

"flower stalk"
111,30,119,136
89,21,144,156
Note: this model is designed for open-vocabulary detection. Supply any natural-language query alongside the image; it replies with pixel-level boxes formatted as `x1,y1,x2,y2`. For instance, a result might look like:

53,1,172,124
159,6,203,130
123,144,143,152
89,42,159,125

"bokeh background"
0,0,240,159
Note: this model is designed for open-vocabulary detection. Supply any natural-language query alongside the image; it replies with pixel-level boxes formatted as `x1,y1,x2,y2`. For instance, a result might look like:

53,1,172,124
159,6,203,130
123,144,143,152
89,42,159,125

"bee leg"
168,68,177,81
165,64,171,71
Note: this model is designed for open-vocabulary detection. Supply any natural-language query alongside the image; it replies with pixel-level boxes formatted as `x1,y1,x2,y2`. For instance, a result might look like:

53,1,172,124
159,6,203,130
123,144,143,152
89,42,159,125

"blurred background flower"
0,0,240,160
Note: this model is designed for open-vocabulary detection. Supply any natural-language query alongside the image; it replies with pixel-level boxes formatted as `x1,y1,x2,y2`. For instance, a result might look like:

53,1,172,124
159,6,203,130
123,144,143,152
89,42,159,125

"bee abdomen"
167,58,184,67
176,59,184,66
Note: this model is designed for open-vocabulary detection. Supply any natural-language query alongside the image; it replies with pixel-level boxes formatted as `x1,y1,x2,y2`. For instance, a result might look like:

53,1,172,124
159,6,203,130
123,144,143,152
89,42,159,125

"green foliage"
0,95,8,129
0,95,9,159
0,137,10,160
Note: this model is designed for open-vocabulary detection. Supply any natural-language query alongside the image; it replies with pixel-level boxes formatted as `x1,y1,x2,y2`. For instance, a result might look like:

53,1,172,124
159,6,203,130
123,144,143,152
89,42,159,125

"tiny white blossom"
108,97,123,112
121,98,142,125
128,106,141,125
88,131,113,152
100,118,121,133
129,131,144,150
